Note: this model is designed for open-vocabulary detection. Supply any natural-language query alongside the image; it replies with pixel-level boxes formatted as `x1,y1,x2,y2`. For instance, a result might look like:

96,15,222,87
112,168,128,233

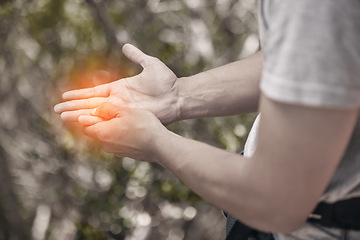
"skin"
55,44,179,125
54,44,262,124
54,44,359,233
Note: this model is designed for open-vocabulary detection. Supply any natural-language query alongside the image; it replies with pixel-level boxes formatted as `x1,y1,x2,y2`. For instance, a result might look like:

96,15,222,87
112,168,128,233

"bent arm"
176,51,263,121
150,95,358,233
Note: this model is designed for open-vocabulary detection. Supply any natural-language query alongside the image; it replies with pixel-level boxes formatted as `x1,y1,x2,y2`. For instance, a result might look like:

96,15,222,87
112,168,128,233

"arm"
54,45,262,124
84,95,358,233
177,51,262,120
152,96,358,232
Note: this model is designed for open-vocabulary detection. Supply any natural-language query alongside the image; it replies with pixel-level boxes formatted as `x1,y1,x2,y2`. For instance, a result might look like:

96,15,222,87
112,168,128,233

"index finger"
62,83,111,100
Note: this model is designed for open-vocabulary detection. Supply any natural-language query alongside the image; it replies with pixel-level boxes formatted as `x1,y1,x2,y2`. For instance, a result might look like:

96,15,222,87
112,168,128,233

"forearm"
176,51,263,121
151,129,288,233
149,95,358,233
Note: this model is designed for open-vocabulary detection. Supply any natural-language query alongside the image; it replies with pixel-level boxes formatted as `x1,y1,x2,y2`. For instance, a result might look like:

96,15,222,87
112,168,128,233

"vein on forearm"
177,52,263,120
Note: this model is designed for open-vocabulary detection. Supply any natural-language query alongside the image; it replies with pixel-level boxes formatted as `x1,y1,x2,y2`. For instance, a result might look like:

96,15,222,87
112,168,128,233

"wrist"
160,77,184,125
173,76,187,123
145,124,172,163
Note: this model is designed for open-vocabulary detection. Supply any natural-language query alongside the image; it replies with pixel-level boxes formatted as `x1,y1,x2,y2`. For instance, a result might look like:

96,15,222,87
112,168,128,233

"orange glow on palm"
56,52,142,142
59,56,126,137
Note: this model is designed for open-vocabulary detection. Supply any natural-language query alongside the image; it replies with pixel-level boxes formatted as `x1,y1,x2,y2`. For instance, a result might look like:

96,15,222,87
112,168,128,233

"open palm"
54,44,179,125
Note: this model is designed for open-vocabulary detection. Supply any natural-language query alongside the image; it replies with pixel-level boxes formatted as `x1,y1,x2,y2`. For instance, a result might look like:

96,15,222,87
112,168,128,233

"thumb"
92,102,123,120
122,43,152,68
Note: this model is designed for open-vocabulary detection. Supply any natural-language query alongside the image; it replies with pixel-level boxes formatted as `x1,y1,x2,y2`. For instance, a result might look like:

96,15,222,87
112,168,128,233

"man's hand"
54,44,180,125
79,102,167,161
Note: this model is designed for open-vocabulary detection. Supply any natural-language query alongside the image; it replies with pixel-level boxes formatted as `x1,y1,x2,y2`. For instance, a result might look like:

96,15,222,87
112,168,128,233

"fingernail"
78,115,85,124
54,105,60,113
62,92,68,99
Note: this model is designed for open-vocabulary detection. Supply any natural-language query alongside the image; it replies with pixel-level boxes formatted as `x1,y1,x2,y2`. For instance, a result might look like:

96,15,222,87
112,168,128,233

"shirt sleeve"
260,0,360,108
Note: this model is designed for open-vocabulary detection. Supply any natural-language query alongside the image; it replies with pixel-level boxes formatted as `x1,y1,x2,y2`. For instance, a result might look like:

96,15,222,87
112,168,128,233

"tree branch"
0,143,29,239
84,0,123,53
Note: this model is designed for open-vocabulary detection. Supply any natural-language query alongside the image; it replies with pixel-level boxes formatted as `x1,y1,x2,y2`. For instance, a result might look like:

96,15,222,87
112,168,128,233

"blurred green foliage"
0,0,258,239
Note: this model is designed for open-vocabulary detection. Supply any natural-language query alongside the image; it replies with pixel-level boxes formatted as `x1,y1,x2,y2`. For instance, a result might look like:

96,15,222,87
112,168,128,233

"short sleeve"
259,0,360,108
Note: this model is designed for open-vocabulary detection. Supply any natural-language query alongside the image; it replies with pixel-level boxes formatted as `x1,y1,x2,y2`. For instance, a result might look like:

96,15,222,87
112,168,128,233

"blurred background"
0,0,259,239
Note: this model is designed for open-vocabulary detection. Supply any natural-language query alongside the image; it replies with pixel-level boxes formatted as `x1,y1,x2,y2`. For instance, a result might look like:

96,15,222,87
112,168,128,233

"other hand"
78,102,167,161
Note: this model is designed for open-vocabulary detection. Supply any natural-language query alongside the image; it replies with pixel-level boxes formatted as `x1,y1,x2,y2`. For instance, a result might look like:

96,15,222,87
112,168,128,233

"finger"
94,102,124,120
54,97,107,113
60,109,93,122
122,43,153,68
78,115,103,126
83,120,112,139
62,83,111,101
83,122,103,139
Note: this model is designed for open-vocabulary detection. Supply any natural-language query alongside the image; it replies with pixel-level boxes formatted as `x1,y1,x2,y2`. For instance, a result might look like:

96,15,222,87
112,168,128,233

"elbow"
268,199,315,233
270,214,307,233
236,204,309,234
269,210,310,234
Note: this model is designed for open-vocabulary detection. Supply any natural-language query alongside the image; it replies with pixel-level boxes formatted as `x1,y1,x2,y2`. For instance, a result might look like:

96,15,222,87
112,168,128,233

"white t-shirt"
245,1,360,239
